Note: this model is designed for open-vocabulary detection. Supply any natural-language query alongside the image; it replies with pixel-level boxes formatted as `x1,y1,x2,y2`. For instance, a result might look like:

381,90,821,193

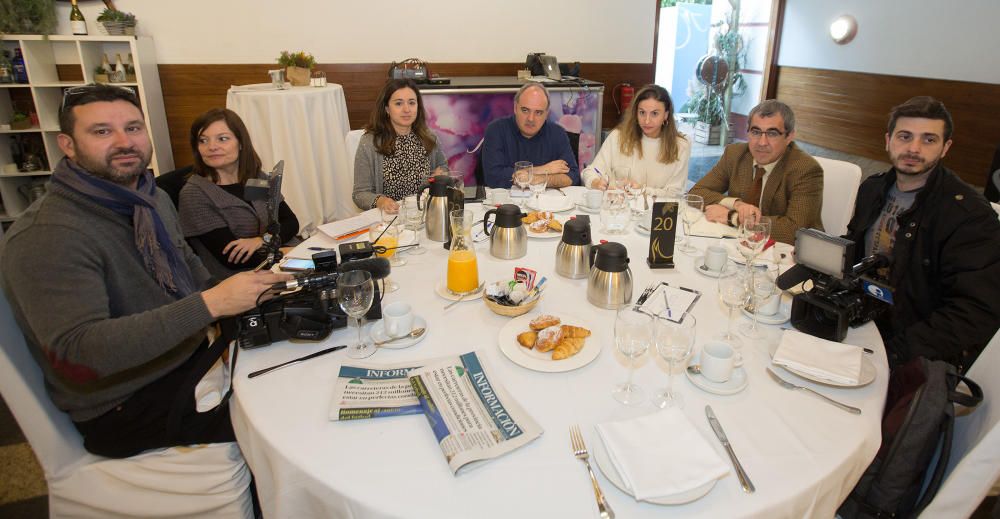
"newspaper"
328,360,426,421
408,351,542,474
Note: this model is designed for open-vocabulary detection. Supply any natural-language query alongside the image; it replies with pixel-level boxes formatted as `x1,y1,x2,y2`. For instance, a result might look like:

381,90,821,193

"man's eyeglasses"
748,127,785,140
61,84,138,112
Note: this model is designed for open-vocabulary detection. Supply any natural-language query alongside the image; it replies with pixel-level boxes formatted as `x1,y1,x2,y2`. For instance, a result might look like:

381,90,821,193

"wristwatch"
262,232,275,245
727,209,739,227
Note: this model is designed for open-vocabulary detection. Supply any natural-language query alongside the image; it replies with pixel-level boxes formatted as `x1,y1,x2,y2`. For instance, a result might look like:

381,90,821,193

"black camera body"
783,229,890,342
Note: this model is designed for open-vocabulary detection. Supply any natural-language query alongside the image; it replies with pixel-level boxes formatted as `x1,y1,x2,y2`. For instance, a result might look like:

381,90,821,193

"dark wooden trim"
775,66,1000,186
651,0,661,89
762,0,785,100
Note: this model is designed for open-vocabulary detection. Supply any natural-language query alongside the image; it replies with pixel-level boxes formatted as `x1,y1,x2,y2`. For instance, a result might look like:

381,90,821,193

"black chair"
986,145,1000,203
566,131,581,167
155,165,192,209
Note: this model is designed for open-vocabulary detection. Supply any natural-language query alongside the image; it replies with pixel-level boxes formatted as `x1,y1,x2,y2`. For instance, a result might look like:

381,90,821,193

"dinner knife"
705,405,756,494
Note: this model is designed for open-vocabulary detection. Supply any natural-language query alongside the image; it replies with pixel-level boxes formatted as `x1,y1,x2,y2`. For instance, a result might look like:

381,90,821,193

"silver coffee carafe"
418,176,460,242
483,204,527,259
555,217,591,279
587,242,633,309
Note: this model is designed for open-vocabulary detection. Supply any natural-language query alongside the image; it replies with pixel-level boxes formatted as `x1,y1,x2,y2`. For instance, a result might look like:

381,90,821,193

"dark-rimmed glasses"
61,84,138,112
748,127,785,140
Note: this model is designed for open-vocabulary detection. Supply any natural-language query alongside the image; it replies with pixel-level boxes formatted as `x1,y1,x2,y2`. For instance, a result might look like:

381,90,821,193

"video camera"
777,229,893,342
236,256,389,349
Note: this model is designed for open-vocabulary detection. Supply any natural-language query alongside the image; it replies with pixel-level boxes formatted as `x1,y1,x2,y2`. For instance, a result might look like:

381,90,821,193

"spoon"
444,281,486,310
687,364,702,375
374,327,426,347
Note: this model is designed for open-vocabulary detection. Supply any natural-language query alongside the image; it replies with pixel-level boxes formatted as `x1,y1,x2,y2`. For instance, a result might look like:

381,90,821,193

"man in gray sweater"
1,84,287,458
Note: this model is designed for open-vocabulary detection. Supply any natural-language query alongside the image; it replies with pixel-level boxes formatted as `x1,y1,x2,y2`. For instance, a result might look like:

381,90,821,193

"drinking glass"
611,166,630,191
403,195,425,255
600,188,629,234
338,270,375,359
665,186,684,243
369,223,400,292
513,161,533,208
677,194,704,255
653,312,696,409
740,264,779,340
528,170,547,209
738,217,771,267
717,267,750,347
612,304,652,406
625,169,647,219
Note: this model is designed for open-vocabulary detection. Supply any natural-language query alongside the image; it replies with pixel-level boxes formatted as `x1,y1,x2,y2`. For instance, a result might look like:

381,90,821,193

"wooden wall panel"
157,62,652,169
776,66,1000,186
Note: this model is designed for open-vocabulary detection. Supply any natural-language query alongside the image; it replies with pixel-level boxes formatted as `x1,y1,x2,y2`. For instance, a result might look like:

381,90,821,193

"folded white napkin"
595,409,729,501
773,329,863,385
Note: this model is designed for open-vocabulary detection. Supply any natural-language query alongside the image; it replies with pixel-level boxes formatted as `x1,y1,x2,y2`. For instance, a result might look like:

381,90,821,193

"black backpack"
839,357,983,518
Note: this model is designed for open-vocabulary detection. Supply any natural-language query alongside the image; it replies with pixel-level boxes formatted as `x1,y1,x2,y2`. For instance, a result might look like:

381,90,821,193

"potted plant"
94,65,109,84
0,0,57,35
680,12,747,145
124,63,136,82
10,111,31,131
277,51,315,87
96,7,137,36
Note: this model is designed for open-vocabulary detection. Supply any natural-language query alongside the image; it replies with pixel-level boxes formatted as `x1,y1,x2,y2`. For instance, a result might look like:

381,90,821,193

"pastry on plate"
560,324,591,338
535,325,563,352
552,337,585,360
516,331,537,348
529,314,561,331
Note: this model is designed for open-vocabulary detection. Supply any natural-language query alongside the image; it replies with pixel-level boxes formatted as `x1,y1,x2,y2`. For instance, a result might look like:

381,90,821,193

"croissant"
547,219,563,232
552,338,586,360
530,315,561,331
535,326,563,352
522,212,539,224
560,324,592,338
517,331,537,348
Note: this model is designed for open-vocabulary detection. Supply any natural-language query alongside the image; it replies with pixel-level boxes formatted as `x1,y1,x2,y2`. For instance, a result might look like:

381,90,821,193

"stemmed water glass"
717,267,750,347
612,304,652,406
677,194,704,255
738,217,771,268
513,161,533,208
625,170,647,219
653,312,696,409
740,264,779,340
402,195,425,255
665,186,684,244
528,169,547,209
338,270,375,359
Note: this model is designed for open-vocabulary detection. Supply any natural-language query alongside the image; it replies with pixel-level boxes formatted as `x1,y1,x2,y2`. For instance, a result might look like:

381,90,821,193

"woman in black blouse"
178,108,299,276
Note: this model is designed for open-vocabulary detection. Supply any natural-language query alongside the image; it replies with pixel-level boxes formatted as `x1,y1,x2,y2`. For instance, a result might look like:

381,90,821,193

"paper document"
639,283,701,323
318,208,381,241
688,218,740,239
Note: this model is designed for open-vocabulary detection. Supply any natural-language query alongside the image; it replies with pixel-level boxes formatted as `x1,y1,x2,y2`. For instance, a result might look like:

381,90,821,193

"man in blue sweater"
481,82,580,188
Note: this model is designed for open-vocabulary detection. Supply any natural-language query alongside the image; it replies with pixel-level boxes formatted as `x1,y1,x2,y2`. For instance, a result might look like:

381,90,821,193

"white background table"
226,84,357,234
232,187,888,518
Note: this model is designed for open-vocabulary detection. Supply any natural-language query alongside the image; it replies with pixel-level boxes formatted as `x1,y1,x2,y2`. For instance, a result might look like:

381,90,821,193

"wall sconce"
830,15,858,45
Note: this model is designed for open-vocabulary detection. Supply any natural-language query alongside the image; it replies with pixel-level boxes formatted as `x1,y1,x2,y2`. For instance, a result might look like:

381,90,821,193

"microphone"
776,264,813,291
851,254,889,276
270,257,391,291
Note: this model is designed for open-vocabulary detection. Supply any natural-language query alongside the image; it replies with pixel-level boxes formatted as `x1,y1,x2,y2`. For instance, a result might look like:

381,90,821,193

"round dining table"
231,186,888,519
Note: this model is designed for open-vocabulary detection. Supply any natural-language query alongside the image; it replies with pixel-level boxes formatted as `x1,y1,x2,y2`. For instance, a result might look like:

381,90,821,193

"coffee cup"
383,302,414,338
699,341,744,383
584,189,603,210
756,291,781,316
704,243,728,272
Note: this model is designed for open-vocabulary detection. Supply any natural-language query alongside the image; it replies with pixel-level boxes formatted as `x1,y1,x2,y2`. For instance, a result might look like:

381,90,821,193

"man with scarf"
844,96,1000,373
1,84,288,457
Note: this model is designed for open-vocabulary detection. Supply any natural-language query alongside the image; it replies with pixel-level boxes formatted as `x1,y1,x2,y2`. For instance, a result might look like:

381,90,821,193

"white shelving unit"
0,34,172,222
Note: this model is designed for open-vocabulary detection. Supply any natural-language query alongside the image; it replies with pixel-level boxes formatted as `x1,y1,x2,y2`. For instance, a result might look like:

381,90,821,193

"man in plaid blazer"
690,100,823,244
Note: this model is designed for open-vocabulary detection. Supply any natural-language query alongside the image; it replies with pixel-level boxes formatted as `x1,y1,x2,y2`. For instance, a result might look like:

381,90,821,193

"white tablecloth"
232,186,888,518
226,84,357,234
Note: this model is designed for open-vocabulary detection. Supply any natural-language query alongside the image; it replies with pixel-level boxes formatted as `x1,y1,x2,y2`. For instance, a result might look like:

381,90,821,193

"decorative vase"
694,121,721,145
285,66,311,87
94,73,110,84
101,20,136,36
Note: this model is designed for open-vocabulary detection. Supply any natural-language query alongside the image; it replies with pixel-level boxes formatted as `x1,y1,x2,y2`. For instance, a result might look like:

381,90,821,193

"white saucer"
526,196,574,213
575,203,601,214
496,312,601,373
775,355,877,388
368,316,428,349
592,432,717,505
434,281,485,302
723,240,770,266
685,354,748,395
741,305,790,325
635,221,650,236
693,257,734,278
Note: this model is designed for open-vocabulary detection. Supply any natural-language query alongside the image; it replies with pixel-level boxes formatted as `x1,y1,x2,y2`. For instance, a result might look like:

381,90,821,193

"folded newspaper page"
408,351,543,474
328,361,426,421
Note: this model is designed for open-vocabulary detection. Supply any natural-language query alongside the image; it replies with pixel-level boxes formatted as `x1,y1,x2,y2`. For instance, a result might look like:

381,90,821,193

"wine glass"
653,312,696,409
625,169,647,219
717,267,750,347
369,223,399,293
402,195,425,255
738,217,771,267
513,161,533,208
740,264,779,340
665,186,684,243
338,270,375,359
528,169,547,209
600,188,629,234
677,194,704,255
612,304,652,406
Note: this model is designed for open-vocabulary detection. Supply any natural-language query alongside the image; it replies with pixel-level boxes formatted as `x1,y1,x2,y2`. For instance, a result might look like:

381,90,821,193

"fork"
570,425,614,519
635,283,657,305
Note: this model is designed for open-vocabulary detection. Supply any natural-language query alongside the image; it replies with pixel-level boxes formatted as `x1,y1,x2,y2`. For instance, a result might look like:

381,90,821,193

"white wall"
780,0,1000,85
54,0,656,65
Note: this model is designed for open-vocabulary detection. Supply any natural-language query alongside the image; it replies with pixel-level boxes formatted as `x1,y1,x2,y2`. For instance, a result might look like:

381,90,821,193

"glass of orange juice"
369,223,400,292
446,209,480,294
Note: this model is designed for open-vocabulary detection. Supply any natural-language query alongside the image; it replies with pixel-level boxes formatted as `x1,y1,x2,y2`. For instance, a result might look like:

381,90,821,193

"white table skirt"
226,84,357,234
232,186,887,518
